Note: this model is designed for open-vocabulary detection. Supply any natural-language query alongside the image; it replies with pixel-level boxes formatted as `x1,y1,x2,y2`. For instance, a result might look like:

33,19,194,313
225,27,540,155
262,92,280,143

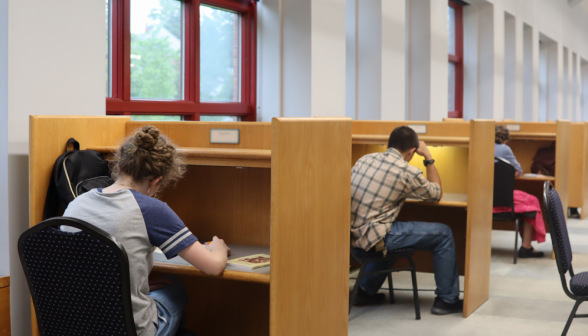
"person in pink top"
493,125,546,259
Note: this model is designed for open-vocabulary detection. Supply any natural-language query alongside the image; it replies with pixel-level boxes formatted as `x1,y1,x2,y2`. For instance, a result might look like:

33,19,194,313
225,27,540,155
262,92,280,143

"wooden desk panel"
160,165,271,247
353,121,470,137
0,276,9,336
409,147,469,195
507,140,553,174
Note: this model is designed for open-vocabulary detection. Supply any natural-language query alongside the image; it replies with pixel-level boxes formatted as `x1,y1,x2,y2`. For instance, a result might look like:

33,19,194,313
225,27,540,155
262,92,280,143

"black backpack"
43,138,114,219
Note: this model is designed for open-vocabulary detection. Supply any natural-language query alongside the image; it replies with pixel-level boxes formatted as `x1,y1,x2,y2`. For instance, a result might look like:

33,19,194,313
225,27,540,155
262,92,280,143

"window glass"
448,62,456,112
448,5,456,56
131,0,183,100
200,5,241,102
131,115,183,121
200,115,241,122
106,0,111,97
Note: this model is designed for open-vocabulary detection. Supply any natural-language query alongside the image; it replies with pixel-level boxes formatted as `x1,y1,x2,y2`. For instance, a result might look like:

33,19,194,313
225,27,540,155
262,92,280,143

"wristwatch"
423,159,435,167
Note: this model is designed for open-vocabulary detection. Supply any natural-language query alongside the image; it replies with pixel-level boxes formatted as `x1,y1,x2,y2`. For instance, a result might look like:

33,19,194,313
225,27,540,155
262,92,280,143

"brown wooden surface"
271,118,351,336
555,121,571,215
0,277,9,335
516,175,555,182
495,121,557,134
352,134,469,147
91,146,272,168
508,140,554,174
405,193,468,207
463,120,495,317
160,165,271,246
352,120,470,137
568,123,588,218
152,262,270,284
124,121,272,149
150,271,270,336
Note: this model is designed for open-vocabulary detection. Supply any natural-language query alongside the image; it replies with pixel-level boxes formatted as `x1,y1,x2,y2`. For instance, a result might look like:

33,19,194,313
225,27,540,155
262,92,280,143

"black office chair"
543,181,588,336
18,217,137,336
492,157,536,264
349,243,420,320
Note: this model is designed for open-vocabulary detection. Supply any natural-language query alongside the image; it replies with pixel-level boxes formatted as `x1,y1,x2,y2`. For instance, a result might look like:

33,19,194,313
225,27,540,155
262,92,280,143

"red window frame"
107,0,257,121
448,1,463,118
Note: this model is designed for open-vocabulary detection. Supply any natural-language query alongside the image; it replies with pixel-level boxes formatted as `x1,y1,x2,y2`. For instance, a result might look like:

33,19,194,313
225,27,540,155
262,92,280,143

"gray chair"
18,217,137,336
543,181,588,336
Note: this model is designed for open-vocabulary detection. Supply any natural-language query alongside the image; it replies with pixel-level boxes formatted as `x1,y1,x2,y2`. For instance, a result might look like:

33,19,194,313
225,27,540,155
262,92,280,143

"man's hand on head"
415,141,433,161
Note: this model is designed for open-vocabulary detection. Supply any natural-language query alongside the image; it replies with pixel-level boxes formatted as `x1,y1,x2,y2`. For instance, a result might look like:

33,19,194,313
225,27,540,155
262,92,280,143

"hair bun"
134,126,160,150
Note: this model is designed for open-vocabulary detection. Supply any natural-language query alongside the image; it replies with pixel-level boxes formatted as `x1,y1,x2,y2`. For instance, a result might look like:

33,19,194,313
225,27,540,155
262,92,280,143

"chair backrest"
493,157,516,208
543,182,573,275
18,217,137,336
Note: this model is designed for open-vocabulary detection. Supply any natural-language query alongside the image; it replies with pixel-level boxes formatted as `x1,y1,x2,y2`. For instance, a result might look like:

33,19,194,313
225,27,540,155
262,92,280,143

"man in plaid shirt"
350,126,462,315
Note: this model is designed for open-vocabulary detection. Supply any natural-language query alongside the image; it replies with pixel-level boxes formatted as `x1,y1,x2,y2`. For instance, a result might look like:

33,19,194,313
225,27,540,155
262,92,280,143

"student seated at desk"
350,126,462,315
494,125,545,258
62,126,231,336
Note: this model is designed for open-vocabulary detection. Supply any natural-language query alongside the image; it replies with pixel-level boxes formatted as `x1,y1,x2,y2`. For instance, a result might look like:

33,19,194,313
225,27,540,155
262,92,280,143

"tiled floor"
349,217,588,335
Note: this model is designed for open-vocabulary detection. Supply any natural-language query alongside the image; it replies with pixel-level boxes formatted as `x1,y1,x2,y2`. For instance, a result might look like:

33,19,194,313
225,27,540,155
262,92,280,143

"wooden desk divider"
351,120,495,317
29,116,352,336
493,121,571,216
569,122,588,219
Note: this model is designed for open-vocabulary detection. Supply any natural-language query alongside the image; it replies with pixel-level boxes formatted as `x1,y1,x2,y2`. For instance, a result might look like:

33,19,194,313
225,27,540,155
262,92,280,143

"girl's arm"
178,236,230,276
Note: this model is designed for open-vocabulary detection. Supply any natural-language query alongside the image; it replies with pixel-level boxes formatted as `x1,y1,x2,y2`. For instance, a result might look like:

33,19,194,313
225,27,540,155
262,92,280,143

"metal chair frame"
349,247,421,320
543,181,588,336
18,217,138,336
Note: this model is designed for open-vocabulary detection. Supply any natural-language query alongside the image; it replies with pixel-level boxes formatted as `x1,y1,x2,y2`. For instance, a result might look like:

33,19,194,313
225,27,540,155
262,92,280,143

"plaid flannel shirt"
350,148,442,251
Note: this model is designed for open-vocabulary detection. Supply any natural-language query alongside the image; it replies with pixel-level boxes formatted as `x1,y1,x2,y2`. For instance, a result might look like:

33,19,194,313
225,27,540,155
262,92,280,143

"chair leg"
407,257,421,320
349,263,368,314
387,260,395,304
514,218,520,264
562,300,582,336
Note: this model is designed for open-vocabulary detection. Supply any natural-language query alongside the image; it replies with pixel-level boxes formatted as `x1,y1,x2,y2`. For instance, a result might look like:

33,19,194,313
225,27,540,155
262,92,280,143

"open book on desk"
154,244,271,275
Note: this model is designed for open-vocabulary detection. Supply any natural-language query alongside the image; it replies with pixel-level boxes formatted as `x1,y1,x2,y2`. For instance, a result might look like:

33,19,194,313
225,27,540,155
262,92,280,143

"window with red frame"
105,0,256,121
448,1,463,118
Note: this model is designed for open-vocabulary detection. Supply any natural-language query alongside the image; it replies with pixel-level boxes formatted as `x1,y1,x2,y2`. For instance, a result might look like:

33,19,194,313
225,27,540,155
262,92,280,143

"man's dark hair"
388,126,420,152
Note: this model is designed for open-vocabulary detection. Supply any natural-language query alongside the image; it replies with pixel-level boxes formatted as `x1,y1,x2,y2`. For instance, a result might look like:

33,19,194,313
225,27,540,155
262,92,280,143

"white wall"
6,0,105,334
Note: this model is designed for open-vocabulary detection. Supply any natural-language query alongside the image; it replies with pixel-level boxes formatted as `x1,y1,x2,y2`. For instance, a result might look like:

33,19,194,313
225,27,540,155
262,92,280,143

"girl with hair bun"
494,125,546,259
63,125,230,336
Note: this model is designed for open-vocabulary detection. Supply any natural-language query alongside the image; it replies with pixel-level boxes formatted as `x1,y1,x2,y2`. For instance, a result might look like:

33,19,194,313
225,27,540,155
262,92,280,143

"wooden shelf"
509,132,556,141
89,146,272,168
405,193,468,208
352,134,469,147
153,244,270,284
516,175,555,182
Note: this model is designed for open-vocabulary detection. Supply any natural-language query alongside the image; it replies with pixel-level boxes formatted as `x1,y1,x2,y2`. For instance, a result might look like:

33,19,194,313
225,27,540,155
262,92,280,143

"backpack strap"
65,138,80,153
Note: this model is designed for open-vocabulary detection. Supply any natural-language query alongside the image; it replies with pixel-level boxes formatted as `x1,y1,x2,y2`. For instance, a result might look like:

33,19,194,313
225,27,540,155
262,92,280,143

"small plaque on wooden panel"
408,124,427,134
506,124,521,132
210,129,240,144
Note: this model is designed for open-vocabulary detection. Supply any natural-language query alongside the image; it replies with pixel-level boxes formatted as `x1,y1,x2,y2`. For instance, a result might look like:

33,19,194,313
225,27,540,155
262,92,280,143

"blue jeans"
148,275,189,336
359,221,460,303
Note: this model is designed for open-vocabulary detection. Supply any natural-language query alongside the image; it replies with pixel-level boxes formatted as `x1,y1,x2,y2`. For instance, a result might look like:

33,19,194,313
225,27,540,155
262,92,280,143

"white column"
566,48,574,121
504,14,523,121
478,2,504,120
463,4,478,120
522,25,539,121
357,0,382,120
562,47,570,120
539,42,547,122
573,53,580,121
580,60,588,121
311,0,346,117
258,0,347,119
256,0,281,121
546,42,562,121
381,0,405,120
0,0,8,277
345,0,357,119
407,0,447,121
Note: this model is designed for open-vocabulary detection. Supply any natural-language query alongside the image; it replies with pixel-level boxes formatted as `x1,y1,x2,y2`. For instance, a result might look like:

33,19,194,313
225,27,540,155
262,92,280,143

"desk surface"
153,244,270,284
516,175,555,182
406,193,468,207
90,146,272,168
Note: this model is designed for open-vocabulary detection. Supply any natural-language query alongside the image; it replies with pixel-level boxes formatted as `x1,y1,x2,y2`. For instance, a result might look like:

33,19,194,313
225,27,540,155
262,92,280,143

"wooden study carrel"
352,119,495,317
29,116,352,336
